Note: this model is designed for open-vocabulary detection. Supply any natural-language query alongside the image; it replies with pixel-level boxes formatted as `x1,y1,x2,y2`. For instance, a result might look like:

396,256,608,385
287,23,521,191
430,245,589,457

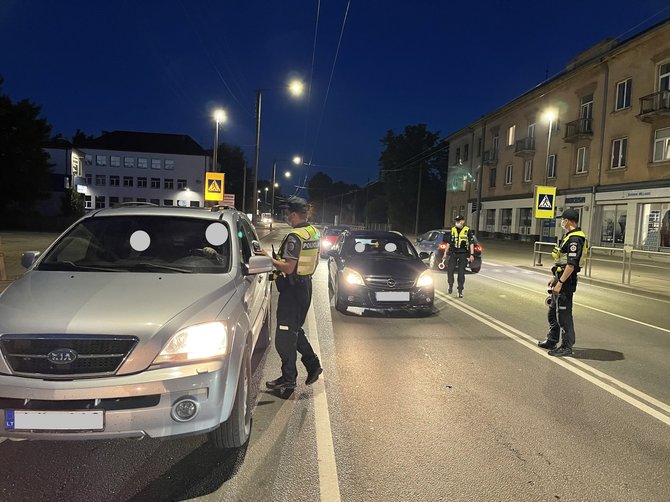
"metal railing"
585,246,626,284
626,249,670,286
639,90,670,115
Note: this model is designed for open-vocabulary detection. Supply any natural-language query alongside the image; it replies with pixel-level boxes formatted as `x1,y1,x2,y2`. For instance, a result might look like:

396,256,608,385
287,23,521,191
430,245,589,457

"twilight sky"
2,0,669,186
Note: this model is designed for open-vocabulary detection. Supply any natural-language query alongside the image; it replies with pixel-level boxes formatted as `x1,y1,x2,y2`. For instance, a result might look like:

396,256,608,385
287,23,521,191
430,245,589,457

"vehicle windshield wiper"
126,262,193,273
38,261,124,272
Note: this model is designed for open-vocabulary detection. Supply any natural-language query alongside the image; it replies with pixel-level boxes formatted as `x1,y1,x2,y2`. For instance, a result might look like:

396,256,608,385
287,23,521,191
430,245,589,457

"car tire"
209,343,252,449
334,280,348,313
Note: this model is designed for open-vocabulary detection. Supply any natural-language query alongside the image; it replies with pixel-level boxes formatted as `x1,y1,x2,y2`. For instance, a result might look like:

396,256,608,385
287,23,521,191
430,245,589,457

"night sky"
2,0,669,187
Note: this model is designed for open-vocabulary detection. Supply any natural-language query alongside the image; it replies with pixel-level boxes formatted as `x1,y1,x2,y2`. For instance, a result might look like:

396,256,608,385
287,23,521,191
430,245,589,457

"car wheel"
256,294,272,350
209,343,252,449
328,273,334,293
334,279,348,313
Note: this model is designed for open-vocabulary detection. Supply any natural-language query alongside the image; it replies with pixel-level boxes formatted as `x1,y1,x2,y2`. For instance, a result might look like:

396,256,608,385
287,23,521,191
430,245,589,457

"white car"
0,204,273,449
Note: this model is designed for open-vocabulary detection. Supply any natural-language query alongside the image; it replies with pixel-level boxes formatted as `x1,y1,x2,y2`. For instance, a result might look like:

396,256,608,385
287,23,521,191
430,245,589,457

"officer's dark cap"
278,196,308,214
558,208,579,223
454,215,465,221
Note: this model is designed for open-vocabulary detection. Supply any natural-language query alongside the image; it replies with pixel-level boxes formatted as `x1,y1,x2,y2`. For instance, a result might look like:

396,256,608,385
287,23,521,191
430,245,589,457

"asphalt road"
0,226,668,501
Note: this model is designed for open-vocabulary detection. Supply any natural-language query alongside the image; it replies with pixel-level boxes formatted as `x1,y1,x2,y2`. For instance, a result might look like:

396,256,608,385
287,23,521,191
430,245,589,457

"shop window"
599,205,626,246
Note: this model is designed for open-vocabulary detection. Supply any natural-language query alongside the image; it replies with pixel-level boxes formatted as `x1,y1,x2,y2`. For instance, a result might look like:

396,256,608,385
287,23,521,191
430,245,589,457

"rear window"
324,227,347,236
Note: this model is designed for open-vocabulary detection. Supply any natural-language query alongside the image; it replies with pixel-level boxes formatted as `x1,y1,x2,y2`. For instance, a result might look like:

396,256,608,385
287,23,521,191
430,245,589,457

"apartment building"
444,18,670,251
78,131,209,209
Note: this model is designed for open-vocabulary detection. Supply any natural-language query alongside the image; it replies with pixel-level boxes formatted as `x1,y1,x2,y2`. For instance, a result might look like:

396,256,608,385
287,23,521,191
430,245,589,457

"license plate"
376,291,410,302
5,410,104,431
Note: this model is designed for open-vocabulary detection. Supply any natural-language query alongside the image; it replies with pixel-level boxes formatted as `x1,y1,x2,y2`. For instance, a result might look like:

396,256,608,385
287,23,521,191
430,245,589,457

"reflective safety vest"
278,225,320,276
451,226,471,251
552,229,588,268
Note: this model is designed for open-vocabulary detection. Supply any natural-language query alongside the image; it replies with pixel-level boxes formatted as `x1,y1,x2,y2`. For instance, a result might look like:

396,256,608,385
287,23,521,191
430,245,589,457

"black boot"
266,376,296,391
305,366,323,385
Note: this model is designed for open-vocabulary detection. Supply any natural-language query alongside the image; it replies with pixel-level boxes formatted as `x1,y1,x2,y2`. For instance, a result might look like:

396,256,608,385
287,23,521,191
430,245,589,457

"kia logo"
47,348,78,364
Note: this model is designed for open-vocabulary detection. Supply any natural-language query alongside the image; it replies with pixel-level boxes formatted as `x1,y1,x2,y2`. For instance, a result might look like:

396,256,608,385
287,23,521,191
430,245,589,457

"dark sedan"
327,230,434,315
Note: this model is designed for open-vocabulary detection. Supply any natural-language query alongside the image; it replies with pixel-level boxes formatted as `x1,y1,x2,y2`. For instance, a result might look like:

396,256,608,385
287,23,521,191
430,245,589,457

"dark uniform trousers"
275,275,320,383
547,272,577,348
447,252,468,292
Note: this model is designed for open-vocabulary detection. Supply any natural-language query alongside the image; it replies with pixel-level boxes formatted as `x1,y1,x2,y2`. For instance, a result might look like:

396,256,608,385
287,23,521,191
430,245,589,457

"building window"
463,144,469,161
164,178,174,189
653,127,670,162
615,78,632,110
109,196,119,207
492,133,499,152
151,159,162,170
523,159,533,182
150,198,160,205
547,154,557,179
455,147,461,163
163,199,174,206
477,138,482,157
85,155,92,166
137,177,147,188
505,164,513,184
151,178,161,189
611,138,627,169
95,175,106,186
507,125,516,146
96,155,107,166
85,173,92,185
123,176,133,187
576,147,589,174
95,196,106,209
600,204,626,246
659,62,670,91
138,158,148,169
109,175,120,187
110,156,121,167
486,209,496,230
124,157,135,168
527,122,536,138
489,168,497,188
177,179,187,189
165,160,175,170
85,195,92,209
190,201,200,208
581,94,594,120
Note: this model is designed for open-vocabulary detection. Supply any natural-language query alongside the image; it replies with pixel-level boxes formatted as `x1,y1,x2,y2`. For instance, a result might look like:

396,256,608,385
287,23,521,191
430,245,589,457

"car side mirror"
246,255,273,275
327,249,338,258
21,251,41,269
416,238,423,243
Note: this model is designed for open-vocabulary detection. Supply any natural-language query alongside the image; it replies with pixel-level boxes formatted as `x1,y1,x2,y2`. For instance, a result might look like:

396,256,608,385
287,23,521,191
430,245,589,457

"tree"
72,129,95,146
378,124,448,233
0,77,54,214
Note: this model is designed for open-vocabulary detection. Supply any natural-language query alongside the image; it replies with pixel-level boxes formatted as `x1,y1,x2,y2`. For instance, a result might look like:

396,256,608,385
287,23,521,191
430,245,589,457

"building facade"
78,131,209,210
40,139,85,216
444,19,670,251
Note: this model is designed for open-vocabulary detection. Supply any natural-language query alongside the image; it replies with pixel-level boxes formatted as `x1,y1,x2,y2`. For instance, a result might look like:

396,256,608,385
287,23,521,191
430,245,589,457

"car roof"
88,205,243,223
346,230,408,239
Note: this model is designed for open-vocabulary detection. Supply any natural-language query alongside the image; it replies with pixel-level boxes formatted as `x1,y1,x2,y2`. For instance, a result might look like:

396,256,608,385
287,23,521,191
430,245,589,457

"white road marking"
306,305,342,502
476,272,670,334
435,291,670,425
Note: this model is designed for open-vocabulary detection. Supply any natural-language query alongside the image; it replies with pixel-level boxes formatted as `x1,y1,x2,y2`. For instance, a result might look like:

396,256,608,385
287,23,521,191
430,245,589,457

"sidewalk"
476,238,670,301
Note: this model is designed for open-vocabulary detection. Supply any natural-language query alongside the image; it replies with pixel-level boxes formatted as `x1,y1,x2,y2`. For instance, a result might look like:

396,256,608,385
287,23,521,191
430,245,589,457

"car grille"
364,275,415,289
0,335,138,379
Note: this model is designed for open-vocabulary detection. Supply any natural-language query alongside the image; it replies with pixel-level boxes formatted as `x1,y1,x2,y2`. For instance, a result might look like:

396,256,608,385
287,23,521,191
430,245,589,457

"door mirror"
21,251,41,269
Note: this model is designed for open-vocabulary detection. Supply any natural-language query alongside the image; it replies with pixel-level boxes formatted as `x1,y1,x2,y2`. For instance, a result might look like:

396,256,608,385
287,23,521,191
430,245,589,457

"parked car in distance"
320,225,350,258
327,230,433,315
0,204,273,449
260,212,273,226
414,229,483,273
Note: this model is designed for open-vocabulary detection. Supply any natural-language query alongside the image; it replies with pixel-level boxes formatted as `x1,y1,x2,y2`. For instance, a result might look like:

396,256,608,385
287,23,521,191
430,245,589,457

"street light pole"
270,160,277,231
544,111,554,186
252,90,262,223
212,109,226,174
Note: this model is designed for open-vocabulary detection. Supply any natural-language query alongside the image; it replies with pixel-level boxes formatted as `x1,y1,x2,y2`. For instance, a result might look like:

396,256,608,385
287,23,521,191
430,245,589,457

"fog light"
171,397,199,422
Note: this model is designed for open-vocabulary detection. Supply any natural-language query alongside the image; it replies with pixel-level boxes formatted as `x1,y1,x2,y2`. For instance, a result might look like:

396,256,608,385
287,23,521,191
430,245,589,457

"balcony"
514,137,536,158
483,150,498,166
563,118,593,143
638,90,670,122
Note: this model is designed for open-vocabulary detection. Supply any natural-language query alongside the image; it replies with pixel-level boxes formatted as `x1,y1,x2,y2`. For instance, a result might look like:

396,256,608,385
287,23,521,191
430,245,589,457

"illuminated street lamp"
251,79,305,222
212,109,227,173
270,155,302,231
543,110,556,186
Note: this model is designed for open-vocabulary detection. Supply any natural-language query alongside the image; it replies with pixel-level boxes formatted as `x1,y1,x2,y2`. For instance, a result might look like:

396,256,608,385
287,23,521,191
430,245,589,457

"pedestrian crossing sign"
205,172,225,201
534,185,556,219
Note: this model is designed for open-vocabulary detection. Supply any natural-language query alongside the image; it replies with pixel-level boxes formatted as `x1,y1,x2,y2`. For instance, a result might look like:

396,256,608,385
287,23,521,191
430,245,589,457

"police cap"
278,196,308,214
558,208,579,223
454,215,465,222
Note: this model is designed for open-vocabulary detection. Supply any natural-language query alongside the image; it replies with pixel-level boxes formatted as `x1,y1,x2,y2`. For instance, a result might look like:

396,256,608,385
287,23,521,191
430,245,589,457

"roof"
77,131,207,156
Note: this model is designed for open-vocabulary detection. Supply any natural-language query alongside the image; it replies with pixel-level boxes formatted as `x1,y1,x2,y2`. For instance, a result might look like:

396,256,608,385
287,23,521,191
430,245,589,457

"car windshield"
324,227,346,237
37,216,231,274
343,236,418,259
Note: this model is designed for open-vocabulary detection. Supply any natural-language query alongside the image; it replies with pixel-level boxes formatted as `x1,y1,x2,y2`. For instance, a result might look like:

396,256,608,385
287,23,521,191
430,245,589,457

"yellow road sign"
534,185,557,219
205,172,225,201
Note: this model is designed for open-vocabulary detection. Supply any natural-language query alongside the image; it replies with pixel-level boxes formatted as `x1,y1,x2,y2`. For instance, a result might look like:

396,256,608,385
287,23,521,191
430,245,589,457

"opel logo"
386,278,396,288
47,348,78,364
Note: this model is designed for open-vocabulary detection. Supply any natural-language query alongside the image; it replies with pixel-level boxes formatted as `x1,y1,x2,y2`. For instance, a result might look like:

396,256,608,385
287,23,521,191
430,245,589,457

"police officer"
444,215,475,298
538,208,588,357
257,196,323,392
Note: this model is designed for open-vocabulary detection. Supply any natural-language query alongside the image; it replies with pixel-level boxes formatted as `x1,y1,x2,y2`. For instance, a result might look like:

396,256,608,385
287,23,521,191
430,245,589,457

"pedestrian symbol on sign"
207,179,222,193
538,194,553,210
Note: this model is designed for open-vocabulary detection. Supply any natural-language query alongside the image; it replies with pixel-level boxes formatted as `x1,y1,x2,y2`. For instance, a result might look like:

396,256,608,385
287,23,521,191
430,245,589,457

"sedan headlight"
153,322,228,364
343,267,365,286
416,270,434,288
322,240,333,249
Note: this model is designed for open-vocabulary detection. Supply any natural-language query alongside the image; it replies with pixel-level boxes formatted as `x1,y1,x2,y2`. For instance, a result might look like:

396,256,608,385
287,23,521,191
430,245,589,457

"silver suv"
0,204,273,449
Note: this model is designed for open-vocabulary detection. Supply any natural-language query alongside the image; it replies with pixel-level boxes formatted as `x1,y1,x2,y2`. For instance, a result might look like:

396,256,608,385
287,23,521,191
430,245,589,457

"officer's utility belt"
277,274,311,285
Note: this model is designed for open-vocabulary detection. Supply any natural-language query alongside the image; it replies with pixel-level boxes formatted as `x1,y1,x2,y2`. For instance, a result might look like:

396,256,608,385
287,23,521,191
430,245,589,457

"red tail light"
474,244,482,252
438,243,447,251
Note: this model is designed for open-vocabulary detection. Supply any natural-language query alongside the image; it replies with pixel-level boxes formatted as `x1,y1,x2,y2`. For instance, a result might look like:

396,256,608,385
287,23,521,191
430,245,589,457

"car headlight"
153,322,228,364
322,240,333,249
343,267,365,286
416,270,433,288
